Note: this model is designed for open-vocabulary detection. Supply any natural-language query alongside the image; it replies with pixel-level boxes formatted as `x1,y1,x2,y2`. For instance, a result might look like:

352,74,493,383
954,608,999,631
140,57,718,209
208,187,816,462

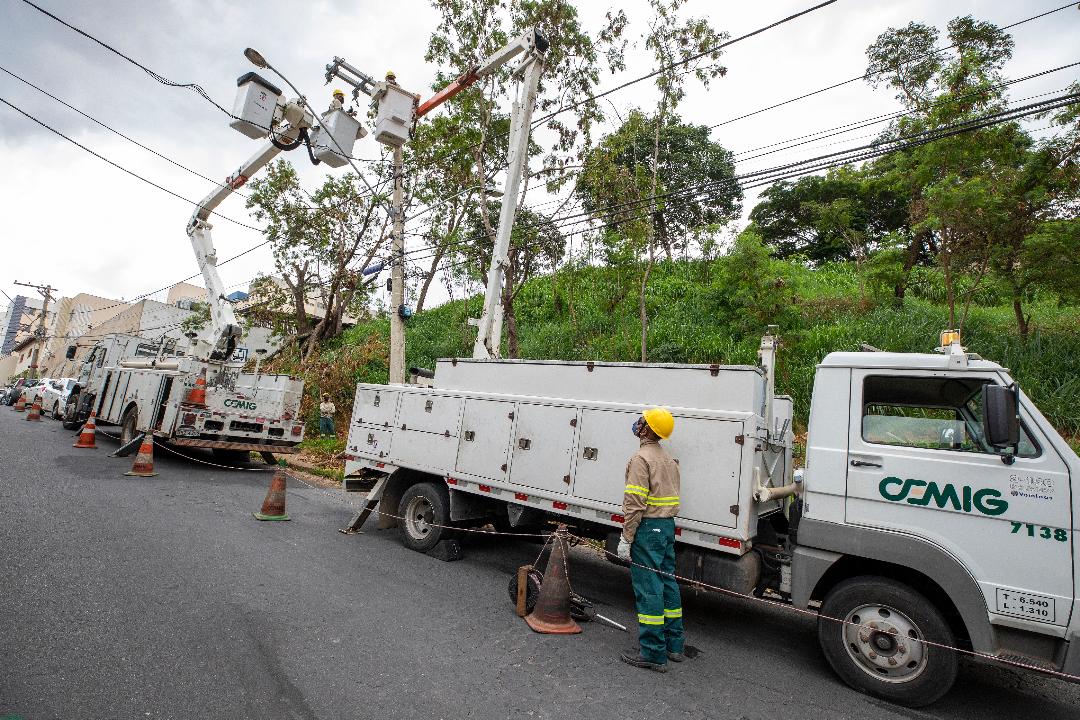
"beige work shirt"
621,438,681,543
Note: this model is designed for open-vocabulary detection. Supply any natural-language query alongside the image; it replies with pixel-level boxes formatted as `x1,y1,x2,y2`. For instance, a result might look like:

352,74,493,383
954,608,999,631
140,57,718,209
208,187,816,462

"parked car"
0,379,22,405
15,377,50,406
40,378,77,420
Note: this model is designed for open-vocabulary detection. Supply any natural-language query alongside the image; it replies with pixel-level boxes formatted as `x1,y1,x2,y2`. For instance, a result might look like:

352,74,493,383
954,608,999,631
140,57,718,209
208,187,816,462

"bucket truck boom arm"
186,101,314,362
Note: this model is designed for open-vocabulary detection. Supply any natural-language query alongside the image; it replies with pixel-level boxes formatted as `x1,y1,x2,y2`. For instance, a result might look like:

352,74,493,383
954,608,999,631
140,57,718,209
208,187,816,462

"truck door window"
862,375,1038,457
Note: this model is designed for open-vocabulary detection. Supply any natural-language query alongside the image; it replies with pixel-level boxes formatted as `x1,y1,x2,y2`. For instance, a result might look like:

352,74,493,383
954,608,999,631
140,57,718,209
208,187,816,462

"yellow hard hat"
642,407,674,439
332,88,345,97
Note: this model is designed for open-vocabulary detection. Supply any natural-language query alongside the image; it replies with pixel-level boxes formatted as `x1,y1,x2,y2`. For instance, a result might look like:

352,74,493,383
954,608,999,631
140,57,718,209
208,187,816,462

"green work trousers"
630,517,683,664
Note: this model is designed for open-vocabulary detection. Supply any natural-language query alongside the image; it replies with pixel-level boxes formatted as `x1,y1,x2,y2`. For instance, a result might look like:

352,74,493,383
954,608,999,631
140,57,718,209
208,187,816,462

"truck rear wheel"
212,449,251,465
818,576,957,707
62,395,81,430
120,406,138,447
397,482,450,552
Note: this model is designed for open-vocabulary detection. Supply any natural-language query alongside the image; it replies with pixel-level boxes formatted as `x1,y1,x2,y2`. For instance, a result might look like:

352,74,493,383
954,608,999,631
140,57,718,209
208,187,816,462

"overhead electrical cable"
707,0,1079,130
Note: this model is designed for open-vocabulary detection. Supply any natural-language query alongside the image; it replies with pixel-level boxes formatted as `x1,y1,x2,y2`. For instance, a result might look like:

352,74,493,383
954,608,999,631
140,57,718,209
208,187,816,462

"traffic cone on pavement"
185,371,207,407
253,467,291,521
73,411,98,449
25,398,42,421
13,392,26,412
124,437,158,477
525,525,582,635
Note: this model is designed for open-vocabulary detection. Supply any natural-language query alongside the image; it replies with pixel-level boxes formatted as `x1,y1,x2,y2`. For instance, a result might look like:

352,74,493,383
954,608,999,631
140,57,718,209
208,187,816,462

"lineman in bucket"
618,407,684,672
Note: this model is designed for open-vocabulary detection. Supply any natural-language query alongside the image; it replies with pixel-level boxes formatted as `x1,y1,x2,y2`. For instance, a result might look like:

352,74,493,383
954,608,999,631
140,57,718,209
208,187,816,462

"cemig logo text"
878,476,1008,516
224,398,257,411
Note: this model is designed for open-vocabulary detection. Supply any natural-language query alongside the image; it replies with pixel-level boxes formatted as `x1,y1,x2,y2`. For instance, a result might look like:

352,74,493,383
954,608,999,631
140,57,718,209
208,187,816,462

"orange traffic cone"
525,525,582,635
25,397,41,421
185,371,207,406
253,467,290,521
124,437,158,477
74,411,98,449
13,391,26,412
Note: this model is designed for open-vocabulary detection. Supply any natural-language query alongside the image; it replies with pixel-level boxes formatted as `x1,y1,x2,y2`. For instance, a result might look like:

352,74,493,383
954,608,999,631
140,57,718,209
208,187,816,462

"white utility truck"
343,332,1078,705
337,23,1075,704
64,333,305,461
62,68,369,460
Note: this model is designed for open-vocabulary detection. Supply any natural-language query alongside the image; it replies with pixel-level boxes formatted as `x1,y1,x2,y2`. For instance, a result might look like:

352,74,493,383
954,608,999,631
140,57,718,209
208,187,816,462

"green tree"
245,160,388,359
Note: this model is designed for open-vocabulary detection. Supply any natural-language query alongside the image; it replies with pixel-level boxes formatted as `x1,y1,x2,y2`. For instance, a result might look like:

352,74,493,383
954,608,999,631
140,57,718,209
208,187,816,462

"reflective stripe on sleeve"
664,608,683,619
638,613,665,626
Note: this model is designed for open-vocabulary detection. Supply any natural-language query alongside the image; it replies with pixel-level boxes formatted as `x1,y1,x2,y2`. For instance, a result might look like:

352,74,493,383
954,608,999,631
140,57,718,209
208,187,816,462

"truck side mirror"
983,384,1019,456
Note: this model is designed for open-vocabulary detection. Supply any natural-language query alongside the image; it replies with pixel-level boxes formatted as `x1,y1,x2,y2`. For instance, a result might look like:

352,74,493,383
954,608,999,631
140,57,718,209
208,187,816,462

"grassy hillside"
283,258,1080,447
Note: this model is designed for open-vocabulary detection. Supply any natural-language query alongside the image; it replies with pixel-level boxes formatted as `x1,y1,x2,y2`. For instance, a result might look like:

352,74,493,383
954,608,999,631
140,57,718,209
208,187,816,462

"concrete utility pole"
14,281,53,380
389,142,406,385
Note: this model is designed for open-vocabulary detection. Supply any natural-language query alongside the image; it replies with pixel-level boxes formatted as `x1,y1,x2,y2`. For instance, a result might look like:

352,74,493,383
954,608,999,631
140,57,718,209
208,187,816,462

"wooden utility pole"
14,281,54,379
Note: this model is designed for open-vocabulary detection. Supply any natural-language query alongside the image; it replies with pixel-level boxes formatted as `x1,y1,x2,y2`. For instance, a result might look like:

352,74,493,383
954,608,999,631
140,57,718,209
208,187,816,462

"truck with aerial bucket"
342,328,1079,705
64,332,305,462
62,68,370,461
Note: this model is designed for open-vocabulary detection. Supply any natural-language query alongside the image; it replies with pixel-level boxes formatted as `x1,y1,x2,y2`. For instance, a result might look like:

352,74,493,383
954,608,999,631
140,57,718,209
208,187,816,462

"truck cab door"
845,370,1073,632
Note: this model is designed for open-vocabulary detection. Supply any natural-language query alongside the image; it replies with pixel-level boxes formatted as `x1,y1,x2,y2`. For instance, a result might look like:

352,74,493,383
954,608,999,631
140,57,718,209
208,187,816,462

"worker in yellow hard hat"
330,88,346,111
618,406,684,672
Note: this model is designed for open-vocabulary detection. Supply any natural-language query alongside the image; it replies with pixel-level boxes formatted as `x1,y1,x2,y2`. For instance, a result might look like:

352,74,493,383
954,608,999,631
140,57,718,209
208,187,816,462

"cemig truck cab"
794,338,1078,703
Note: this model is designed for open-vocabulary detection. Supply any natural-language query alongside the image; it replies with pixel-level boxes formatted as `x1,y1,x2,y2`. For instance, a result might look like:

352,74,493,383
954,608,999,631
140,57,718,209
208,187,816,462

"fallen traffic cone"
185,371,207,406
13,392,26,412
525,525,582,635
25,398,42,421
73,411,98,449
253,467,290,521
124,437,158,477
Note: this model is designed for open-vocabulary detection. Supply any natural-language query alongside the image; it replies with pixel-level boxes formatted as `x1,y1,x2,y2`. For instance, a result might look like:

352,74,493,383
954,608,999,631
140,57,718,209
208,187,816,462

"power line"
707,0,1079,131
402,91,1080,267
0,95,263,232
530,0,838,130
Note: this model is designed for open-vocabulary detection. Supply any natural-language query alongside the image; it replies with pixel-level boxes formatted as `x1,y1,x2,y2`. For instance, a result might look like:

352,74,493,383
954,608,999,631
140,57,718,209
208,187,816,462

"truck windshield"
861,375,1038,457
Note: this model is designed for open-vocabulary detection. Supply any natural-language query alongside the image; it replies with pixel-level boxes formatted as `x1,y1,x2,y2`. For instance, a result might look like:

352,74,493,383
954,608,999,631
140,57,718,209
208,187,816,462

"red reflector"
479,484,491,492
675,527,682,537
611,514,624,523
718,537,741,549
182,412,196,425
515,492,528,501
446,477,458,485
291,426,303,436
553,501,567,510
375,462,385,469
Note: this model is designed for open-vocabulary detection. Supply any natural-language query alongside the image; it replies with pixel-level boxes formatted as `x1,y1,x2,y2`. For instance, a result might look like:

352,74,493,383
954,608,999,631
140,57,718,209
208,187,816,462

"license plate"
176,426,200,438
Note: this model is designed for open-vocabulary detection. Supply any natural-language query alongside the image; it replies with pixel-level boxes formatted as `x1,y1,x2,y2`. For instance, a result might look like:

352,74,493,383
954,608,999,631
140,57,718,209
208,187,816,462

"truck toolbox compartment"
352,387,400,428
507,403,579,495
347,426,394,459
397,392,461,436
666,416,744,529
455,399,515,480
392,428,458,472
573,408,641,504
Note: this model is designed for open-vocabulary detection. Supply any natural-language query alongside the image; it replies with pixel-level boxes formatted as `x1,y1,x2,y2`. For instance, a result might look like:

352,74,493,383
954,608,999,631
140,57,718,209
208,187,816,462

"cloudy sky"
1,0,1077,311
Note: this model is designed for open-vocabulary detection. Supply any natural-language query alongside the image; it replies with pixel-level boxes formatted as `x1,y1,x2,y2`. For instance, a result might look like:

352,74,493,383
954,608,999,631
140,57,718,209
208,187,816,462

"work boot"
667,652,687,662
620,651,667,673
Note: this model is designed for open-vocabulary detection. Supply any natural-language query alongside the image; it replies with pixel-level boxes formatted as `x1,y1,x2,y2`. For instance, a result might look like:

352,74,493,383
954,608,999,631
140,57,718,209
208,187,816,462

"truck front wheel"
818,576,957,707
120,406,138,447
397,482,450,552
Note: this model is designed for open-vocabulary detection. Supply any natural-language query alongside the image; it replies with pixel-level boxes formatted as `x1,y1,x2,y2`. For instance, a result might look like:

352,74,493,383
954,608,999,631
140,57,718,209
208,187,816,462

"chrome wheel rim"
403,495,434,540
843,603,927,683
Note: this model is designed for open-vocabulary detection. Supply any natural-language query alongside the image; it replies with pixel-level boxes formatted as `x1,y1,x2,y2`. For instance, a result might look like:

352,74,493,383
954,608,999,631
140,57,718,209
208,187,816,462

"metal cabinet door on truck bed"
573,408,745,528
845,370,1074,631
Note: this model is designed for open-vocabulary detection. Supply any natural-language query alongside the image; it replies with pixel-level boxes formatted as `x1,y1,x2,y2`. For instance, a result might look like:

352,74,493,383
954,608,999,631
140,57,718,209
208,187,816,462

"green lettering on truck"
877,476,1008,517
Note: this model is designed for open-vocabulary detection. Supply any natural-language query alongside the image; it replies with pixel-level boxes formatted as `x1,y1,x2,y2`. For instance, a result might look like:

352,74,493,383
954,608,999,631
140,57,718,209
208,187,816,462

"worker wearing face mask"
617,407,684,672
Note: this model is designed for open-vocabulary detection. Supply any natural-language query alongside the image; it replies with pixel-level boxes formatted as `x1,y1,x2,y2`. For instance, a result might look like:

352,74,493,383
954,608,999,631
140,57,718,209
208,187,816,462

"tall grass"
325,258,1080,438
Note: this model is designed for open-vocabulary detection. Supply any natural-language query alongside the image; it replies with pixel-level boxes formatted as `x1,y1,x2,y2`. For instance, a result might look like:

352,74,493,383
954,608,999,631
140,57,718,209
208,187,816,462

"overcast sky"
1,0,1077,311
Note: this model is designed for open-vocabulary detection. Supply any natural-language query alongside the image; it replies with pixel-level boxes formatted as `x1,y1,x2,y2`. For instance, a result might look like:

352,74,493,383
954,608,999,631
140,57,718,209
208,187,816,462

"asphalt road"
2,408,1079,720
